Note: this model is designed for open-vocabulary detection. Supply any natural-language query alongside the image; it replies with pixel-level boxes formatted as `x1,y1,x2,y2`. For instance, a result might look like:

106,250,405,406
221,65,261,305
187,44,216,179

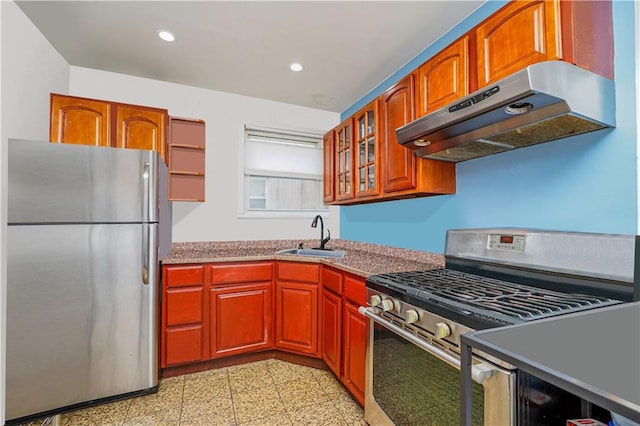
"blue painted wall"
340,0,637,254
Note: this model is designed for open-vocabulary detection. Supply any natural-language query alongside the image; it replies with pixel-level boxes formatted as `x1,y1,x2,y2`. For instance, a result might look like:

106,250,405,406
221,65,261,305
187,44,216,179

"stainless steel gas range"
359,228,636,426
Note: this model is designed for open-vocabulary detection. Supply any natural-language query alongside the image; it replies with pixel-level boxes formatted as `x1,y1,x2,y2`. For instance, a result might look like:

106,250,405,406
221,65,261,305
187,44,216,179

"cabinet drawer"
322,267,343,294
165,324,205,366
210,262,273,285
166,287,204,326
344,275,366,306
165,265,205,287
277,262,320,283
169,147,205,174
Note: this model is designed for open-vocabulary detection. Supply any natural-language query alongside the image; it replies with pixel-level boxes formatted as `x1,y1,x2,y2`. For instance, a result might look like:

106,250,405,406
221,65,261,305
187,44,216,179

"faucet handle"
298,242,304,250
321,229,331,247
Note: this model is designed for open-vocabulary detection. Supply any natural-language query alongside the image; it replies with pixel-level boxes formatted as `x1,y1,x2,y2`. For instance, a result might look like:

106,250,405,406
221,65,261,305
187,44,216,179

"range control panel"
488,234,526,252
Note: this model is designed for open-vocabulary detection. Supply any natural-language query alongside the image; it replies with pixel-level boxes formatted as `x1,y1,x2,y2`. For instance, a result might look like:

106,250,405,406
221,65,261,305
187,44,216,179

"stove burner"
368,269,622,324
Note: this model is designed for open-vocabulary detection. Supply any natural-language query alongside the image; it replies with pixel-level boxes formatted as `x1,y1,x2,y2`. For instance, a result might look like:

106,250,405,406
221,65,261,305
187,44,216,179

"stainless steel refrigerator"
6,139,172,423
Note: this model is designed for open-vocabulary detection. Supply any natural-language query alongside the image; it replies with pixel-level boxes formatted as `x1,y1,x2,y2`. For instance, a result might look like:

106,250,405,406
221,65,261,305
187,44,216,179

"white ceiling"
16,1,485,113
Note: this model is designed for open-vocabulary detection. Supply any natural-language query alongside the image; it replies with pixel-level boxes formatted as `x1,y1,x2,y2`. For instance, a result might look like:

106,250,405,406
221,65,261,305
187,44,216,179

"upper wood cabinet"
322,130,335,204
354,100,379,198
115,105,167,157
476,0,561,87
50,94,111,147
168,117,206,202
381,74,418,194
381,74,457,199
335,119,354,201
475,0,613,87
417,35,471,117
50,93,168,161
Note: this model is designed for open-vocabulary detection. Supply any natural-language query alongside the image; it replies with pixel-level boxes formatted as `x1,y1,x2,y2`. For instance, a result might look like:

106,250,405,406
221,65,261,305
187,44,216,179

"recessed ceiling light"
158,30,175,42
290,63,303,72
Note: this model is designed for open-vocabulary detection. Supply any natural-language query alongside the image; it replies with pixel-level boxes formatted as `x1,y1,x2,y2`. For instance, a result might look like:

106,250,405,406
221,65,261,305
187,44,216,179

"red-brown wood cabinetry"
320,267,343,377
275,262,320,356
161,264,207,367
417,35,471,117
50,94,111,147
354,100,380,199
475,0,613,87
209,262,273,358
323,130,335,204
380,74,456,197
50,93,168,160
320,266,366,405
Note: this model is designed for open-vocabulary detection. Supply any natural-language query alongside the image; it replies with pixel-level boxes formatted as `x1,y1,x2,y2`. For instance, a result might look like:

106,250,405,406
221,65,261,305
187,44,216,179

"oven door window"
373,325,484,426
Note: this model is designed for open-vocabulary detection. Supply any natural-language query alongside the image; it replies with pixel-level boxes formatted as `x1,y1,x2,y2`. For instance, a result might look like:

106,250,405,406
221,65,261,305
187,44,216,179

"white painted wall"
69,67,341,243
1,2,70,422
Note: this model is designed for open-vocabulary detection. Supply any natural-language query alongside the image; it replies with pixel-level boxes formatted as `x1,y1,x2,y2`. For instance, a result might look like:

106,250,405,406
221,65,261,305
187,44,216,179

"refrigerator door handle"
142,224,149,285
142,162,150,222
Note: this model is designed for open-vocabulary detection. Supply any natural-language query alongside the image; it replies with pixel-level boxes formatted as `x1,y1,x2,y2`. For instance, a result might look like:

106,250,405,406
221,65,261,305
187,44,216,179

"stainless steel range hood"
396,61,615,162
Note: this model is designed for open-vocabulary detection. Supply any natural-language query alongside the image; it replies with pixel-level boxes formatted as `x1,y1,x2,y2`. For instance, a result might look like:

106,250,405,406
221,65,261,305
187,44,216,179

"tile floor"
23,359,366,426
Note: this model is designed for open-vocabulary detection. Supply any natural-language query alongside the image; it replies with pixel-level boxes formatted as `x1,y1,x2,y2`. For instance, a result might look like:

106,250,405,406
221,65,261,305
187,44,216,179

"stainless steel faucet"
311,215,330,250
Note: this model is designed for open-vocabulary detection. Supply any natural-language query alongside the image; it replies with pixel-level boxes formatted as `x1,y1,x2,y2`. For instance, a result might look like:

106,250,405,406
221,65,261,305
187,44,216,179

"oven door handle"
359,306,496,385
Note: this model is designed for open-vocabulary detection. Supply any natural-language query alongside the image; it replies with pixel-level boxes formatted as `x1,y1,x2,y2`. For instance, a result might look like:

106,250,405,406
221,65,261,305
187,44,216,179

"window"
243,126,327,216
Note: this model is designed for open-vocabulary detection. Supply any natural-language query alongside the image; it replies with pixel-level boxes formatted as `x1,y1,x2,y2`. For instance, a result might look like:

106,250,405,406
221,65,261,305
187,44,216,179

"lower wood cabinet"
321,288,342,377
161,264,206,368
320,266,366,405
275,261,320,356
210,282,272,358
161,260,364,404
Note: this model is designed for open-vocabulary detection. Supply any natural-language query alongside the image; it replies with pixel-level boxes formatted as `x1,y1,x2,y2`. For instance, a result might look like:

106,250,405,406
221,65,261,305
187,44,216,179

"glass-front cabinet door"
335,119,353,201
354,100,379,198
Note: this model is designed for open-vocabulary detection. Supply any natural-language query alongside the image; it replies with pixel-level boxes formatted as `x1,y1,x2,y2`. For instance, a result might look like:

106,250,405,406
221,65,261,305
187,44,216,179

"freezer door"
8,139,165,224
6,223,159,421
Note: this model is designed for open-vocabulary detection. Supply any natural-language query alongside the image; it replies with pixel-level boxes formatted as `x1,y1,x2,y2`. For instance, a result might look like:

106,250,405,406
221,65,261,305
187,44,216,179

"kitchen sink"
275,247,346,259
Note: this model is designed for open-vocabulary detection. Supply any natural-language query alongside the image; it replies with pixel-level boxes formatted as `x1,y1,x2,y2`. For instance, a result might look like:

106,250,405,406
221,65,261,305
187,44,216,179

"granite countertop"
162,239,445,277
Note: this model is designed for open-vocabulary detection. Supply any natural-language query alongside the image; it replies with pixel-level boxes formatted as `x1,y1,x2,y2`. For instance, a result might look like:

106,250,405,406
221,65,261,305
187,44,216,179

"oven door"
360,307,516,426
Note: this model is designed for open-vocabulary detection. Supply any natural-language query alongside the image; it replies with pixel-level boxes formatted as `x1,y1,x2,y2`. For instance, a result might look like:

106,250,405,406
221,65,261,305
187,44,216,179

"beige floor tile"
334,396,366,425
231,387,287,424
128,380,184,416
276,377,329,410
236,411,293,426
60,398,131,425
123,405,181,426
182,374,232,403
180,396,235,424
227,361,275,394
315,372,351,399
287,400,347,425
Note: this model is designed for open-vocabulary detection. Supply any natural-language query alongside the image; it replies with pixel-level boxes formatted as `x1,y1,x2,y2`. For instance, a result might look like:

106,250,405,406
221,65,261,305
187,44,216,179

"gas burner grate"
369,269,620,323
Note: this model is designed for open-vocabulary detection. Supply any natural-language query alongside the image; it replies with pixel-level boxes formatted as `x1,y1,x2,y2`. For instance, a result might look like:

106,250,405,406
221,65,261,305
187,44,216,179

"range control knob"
369,295,382,307
435,322,451,339
380,299,395,312
405,310,419,324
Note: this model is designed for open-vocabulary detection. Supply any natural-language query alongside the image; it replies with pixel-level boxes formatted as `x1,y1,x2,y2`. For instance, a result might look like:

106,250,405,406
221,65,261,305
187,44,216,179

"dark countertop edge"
461,302,640,423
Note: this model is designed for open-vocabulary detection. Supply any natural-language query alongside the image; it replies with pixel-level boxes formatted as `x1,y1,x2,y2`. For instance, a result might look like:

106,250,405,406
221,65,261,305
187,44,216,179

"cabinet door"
50,94,110,147
210,283,272,358
381,74,418,194
321,289,342,377
115,105,167,159
476,0,561,87
343,301,366,405
322,130,335,203
354,100,379,198
275,281,319,356
335,119,354,201
417,36,470,117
